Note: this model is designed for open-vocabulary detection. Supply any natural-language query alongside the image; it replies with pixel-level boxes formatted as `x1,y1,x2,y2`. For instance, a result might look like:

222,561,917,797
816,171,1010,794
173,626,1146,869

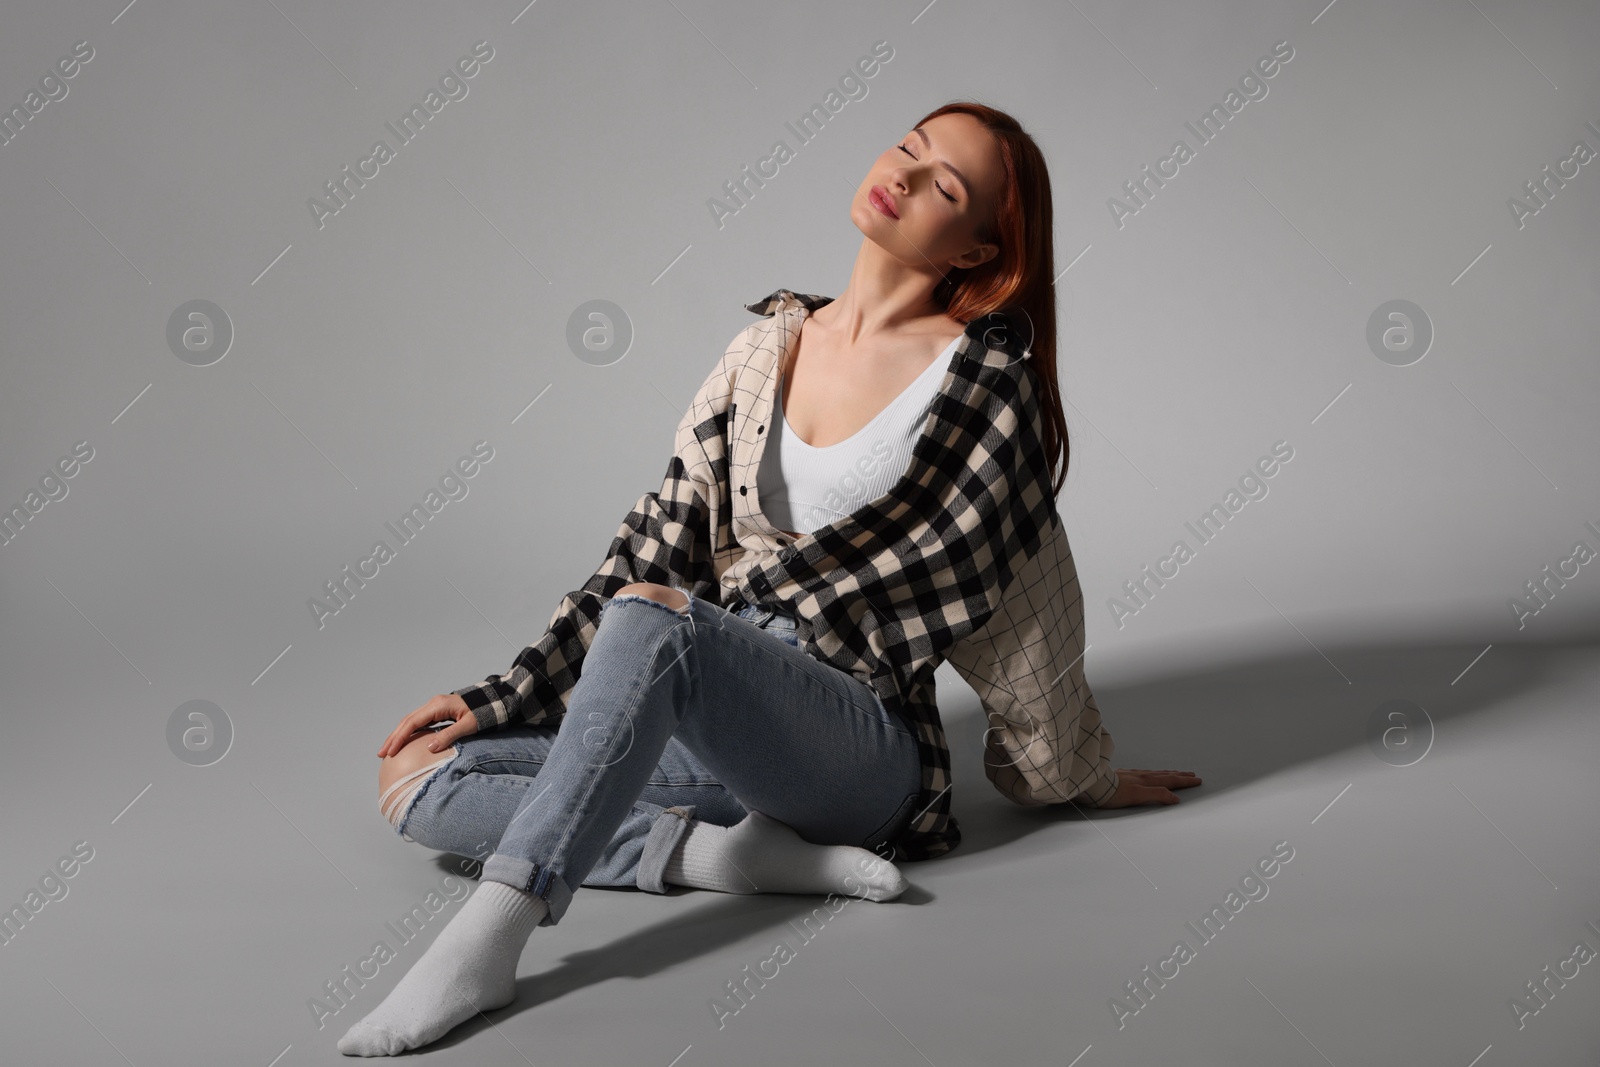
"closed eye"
897,143,957,203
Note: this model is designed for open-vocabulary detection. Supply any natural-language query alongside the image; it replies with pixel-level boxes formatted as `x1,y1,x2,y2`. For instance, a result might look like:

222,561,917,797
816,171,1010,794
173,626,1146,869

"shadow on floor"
940,633,1597,861
407,631,1595,1040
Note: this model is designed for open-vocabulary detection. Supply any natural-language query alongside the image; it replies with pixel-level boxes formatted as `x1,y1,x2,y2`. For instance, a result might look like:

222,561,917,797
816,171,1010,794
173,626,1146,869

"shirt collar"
743,288,833,317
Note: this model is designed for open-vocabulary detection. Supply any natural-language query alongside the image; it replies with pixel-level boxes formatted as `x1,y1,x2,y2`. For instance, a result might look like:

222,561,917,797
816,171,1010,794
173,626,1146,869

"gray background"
2,1,1596,1064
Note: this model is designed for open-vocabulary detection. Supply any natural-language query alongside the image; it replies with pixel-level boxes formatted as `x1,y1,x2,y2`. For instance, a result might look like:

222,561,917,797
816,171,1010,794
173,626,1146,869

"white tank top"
758,335,960,536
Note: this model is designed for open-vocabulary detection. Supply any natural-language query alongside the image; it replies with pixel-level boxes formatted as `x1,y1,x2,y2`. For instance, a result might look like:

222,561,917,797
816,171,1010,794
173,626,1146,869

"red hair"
916,101,1072,498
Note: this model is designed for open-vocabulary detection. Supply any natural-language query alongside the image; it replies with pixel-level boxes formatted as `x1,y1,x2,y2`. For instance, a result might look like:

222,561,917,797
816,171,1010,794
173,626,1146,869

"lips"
868,185,899,219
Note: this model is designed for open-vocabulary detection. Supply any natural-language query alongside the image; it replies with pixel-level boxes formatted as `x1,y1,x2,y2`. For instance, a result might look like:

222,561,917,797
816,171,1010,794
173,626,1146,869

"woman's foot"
663,810,909,901
336,880,547,1056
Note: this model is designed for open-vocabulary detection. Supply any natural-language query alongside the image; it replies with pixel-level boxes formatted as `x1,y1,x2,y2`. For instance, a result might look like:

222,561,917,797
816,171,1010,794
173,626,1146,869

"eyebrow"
913,127,973,201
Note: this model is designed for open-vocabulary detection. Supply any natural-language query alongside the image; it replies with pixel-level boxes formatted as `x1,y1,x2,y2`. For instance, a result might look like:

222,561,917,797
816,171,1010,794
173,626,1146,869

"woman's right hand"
376,693,482,758
1091,767,1203,808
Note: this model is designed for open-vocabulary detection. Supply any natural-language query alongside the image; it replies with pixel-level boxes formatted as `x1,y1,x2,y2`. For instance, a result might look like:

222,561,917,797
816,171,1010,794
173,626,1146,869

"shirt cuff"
1077,763,1119,808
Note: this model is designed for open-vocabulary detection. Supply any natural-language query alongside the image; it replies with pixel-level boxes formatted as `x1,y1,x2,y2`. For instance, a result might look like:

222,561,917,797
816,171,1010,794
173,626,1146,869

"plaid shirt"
454,288,1118,862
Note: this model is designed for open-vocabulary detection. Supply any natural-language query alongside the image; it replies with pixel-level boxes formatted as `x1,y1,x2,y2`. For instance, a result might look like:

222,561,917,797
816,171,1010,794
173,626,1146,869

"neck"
820,242,948,345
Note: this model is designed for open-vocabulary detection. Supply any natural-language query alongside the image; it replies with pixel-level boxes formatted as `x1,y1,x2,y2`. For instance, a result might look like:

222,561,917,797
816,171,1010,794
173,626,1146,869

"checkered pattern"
453,289,1119,862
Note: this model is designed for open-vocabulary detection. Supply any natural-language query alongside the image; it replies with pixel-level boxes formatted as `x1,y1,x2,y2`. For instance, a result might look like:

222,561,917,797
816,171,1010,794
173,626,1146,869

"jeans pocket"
860,791,921,853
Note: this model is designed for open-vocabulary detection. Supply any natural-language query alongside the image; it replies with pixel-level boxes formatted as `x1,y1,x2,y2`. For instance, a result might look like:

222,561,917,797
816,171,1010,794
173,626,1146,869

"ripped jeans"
391,591,925,926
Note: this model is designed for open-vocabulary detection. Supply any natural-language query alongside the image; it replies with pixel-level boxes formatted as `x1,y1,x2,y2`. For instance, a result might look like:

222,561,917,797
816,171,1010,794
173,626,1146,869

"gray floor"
2,637,1595,1066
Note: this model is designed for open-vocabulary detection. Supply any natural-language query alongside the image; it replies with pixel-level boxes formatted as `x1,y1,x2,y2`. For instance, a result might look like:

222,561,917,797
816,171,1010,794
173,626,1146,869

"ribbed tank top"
758,334,960,536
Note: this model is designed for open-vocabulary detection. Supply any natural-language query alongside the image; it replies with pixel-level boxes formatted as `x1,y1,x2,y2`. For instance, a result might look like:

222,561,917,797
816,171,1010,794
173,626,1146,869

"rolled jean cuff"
480,853,575,927
637,804,697,894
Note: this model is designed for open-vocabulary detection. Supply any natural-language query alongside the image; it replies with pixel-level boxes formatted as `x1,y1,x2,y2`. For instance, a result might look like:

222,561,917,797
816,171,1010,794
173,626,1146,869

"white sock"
337,879,547,1056
663,810,909,901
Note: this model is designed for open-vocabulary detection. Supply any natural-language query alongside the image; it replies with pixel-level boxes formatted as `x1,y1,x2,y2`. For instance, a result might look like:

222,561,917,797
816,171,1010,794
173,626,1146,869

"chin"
850,202,894,246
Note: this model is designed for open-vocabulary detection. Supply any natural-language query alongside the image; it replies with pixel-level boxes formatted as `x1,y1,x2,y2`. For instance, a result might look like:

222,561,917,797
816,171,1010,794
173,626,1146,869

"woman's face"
852,111,1003,275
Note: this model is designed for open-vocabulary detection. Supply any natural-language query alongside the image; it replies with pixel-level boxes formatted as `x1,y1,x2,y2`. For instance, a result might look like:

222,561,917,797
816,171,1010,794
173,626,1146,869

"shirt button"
739,485,748,495
757,425,765,434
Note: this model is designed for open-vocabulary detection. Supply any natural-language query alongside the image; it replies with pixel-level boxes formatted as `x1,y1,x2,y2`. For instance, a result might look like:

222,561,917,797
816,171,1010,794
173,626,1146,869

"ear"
949,240,1000,271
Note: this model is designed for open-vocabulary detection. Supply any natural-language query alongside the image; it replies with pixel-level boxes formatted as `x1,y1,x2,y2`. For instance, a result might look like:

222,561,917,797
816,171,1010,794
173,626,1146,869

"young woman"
338,101,1201,1056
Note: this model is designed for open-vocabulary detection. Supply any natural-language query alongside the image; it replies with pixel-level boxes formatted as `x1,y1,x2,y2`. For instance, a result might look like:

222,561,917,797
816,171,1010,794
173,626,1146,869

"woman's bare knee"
379,732,455,799
615,582,689,613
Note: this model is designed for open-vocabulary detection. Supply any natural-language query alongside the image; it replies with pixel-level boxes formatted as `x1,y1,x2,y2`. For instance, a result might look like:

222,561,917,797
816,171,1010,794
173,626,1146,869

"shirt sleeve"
943,514,1119,808
450,344,735,735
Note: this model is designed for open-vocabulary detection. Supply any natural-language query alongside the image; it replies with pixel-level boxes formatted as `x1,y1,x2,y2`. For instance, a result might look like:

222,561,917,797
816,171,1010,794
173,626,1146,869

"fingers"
423,725,458,752
424,725,465,752
378,716,424,758
375,694,477,758
1117,768,1202,789
377,699,445,758
426,712,479,752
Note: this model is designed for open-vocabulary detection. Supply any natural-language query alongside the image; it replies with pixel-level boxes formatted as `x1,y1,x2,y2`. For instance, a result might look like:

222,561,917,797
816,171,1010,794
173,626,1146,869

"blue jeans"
395,590,925,926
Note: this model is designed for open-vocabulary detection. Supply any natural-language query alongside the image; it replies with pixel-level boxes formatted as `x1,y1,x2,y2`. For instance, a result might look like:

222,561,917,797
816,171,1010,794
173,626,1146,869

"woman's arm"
450,333,745,735
944,513,1121,809
450,454,717,735
448,326,752,739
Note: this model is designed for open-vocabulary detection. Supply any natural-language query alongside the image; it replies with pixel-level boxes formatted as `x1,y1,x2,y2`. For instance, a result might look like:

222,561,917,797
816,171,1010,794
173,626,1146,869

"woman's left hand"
1091,767,1202,809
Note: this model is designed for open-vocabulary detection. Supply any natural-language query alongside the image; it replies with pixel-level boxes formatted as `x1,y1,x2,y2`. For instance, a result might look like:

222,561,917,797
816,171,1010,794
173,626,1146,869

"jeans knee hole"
608,592,691,619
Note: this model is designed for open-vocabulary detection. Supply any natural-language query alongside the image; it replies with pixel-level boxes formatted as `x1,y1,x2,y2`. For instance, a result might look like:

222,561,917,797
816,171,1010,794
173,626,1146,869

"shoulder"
709,287,834,383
